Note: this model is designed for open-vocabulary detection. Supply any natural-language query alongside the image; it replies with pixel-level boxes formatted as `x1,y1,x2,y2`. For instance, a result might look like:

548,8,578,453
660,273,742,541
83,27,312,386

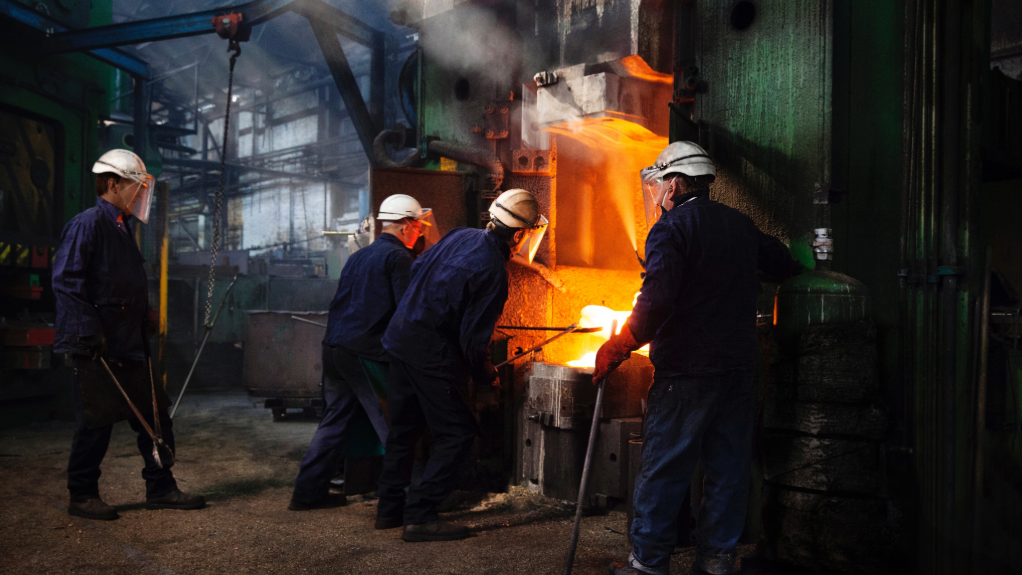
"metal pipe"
170,274,239,418
493,324,599,369
291,315,327,328
564,319,617,575
427,140,504,192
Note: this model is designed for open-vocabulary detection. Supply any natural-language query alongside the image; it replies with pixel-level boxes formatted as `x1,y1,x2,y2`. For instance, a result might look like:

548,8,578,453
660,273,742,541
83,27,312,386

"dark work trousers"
67,368,178,501
376,359,478,526
629,369,755,575
292,345,383,503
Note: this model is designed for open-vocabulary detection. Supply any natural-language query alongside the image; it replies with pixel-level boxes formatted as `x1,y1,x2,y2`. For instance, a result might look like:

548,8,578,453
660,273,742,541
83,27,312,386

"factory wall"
0,0,117,428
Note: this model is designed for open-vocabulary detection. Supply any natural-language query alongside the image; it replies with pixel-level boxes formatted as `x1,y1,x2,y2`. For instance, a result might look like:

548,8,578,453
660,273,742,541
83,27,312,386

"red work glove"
592,324,642,384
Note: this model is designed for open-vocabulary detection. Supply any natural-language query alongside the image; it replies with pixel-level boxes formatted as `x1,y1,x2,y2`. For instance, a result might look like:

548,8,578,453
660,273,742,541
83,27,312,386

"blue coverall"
376,228,511,525
53,197,177,500
625,191,795,574
292,233,412,504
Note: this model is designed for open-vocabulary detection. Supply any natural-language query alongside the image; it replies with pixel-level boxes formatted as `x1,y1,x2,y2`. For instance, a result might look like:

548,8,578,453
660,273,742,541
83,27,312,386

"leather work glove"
145,309,159,340
592,324,642,384
79,334,108,360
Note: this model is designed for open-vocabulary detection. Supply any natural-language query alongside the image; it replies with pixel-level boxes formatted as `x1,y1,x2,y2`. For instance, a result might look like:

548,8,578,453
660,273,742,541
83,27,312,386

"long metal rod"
565,376,608,575
170,274,239,419
494,324,587,369
291,315,327,328
497,325,593,332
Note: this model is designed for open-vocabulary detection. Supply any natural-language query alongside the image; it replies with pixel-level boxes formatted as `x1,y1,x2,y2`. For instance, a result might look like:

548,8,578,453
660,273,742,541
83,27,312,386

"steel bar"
564,377,608,575
41,0,299,54
291,315,327,328
170,274,239,419
497,325,602,332
309,19,379,166
494,324,585,369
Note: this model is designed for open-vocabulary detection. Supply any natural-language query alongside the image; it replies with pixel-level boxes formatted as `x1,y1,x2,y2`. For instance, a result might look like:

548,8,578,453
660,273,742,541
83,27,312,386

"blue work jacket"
627,191,795,374
52,198,150,361
382,228,511,385
324,232,413,362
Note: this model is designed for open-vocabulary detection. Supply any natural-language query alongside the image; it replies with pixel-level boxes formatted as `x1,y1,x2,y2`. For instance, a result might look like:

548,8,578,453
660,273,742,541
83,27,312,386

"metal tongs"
99,357,174,468
494,322,600,369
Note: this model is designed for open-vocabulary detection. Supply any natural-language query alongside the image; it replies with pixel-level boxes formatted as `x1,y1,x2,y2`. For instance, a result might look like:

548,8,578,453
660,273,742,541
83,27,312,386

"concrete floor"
0,392,760,575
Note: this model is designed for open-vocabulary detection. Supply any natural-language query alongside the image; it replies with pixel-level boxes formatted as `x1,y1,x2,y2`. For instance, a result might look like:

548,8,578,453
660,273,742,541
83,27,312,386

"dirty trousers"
376,359,478,525
292,345,387,503
67,361,178,500
630,369,755,573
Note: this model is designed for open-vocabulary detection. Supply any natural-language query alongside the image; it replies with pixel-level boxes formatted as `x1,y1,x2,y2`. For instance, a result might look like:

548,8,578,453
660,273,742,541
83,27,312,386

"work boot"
288,493,347,511
146,489,206,510
692,551,736,575
401,520,470,542
374,516,403,530
68,497,119,521
607,553,668,575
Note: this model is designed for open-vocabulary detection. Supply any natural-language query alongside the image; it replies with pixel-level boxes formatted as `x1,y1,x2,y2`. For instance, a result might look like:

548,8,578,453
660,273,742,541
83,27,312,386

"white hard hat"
92,148,151,185
640,141,715,229
488,189,541,229
488,189,549,264
92,148,157,224
647,141,716,180
378,194,432,224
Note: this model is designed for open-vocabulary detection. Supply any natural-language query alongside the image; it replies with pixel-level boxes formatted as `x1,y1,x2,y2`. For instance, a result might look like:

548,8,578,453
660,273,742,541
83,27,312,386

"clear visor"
124,174,156,224
517,214,549,264
418,209,441,249
641,167,670,230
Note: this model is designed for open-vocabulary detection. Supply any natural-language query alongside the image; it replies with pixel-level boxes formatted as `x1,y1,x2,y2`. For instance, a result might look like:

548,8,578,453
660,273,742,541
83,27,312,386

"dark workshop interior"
1,0,1021,573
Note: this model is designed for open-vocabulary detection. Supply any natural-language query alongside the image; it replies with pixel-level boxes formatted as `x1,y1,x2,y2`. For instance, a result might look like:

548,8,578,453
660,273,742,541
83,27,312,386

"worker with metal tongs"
289,194,435,511
53,149,205,521
598,143,798,575
376,189,548,542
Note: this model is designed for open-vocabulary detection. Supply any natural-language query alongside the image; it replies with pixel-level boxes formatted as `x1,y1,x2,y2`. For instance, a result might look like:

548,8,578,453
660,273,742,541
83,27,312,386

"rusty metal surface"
371,168,472,236
243,311,327,398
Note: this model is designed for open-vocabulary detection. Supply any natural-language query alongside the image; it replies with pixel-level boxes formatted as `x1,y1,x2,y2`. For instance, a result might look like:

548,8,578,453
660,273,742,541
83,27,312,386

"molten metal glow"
567,296,650,367
567,352,597,368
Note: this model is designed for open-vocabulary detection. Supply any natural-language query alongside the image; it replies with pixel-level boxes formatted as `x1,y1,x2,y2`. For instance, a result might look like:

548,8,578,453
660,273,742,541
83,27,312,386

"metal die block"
525,363,597,430
590,418,642,501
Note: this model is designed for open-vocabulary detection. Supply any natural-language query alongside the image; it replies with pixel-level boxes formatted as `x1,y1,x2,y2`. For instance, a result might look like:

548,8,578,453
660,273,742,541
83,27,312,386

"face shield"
516,214,549,264
123,173,156,224
416,209,441,249
641,165,671,230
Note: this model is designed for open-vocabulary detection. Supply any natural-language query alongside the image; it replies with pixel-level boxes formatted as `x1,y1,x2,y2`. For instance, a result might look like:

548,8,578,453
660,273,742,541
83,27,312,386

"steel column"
309,20,379,167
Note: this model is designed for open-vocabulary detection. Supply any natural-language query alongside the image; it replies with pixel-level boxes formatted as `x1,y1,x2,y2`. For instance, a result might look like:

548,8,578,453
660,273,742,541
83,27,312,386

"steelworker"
598,142,798,575
53,149,204,521
290,195,434,510
375,188,548,542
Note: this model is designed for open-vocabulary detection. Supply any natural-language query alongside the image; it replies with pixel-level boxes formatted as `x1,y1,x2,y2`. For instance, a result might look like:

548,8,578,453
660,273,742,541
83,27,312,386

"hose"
373,128,420,168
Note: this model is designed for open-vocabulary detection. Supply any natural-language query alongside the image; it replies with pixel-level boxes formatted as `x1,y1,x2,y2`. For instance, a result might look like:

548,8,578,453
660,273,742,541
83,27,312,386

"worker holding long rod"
593,143,799,575
52,149,205,522
376,189,548,542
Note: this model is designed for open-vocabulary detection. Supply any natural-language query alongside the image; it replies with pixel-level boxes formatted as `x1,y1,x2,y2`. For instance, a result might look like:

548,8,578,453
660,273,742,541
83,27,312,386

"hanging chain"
204,46,240,328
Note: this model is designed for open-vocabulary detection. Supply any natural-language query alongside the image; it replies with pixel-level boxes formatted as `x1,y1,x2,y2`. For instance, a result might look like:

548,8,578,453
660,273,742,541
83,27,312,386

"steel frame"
1,0,385,163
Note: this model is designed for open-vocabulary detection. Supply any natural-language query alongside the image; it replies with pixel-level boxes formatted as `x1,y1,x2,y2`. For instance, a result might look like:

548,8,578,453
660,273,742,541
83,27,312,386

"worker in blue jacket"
598,142,798,575
289,194,433,510
53,149,204,521
376,189,548,542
